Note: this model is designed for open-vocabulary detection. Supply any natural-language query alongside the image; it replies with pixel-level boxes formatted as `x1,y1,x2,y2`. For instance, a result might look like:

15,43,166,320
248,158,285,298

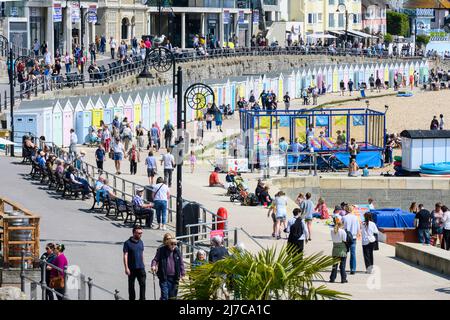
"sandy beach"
329,88,449,134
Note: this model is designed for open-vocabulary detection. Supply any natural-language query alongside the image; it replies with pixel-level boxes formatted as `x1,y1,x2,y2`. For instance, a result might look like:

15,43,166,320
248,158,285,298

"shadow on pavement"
388,256,450,280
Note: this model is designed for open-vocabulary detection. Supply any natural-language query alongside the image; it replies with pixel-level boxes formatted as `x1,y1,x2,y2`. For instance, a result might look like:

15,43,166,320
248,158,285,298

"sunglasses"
136,232,143,235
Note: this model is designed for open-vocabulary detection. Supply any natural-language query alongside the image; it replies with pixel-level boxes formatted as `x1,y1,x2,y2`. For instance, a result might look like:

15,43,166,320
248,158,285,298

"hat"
136,187,144,192
334,205,341,211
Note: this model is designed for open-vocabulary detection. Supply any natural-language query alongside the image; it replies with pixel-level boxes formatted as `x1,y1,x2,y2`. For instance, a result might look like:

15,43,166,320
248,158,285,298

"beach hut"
369,64,375,84
75,97,93,144
414,61,420,83
338,65,344,86
306,69,312,89
231,82,237,107
389,63,395,87
384,63,389,85
364,64,371,84
278,73,284,99
62,99,75,147
11,99,54,144
112,93,125,122
169,89,176,125
102,96,115,127
141,93,151,129
343,65,349,89
124,94,134,128
133,92,142,127
150,93,157,125
288,71,296,98
326,66,332,93
156,92,162,126
225,79,231,107
295,70,301,98
53,101,64,147
348,65,354,89
353,65,359,90
332,66,338,92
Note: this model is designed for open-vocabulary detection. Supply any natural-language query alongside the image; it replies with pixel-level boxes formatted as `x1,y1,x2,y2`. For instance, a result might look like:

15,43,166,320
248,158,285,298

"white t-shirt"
161,153,175,169
153,183,169,201
331,228,347,243
112,142,124,154
273,196,287,218
361,221,379,246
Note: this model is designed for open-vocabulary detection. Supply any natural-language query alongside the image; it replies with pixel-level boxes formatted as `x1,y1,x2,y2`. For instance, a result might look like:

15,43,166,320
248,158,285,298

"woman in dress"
49,244,68,300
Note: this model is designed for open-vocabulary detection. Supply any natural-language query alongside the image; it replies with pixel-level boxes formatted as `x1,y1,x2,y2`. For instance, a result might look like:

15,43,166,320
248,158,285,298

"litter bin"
216,207,228,230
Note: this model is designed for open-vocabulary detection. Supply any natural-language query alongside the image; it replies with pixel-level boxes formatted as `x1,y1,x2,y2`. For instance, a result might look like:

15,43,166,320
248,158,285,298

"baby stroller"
229,175,248,203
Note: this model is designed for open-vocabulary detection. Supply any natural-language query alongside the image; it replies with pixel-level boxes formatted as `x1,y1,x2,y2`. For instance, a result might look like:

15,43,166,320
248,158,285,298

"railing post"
79,274,86,300
87,277,93,300
63,266,68,300
313,153,317,176
122,179,125,198
30,282,37,300
285,152,288,177
113,176,117,191
40,260,46,300
114,289,120,300
234,228,238,246
20,250,25,293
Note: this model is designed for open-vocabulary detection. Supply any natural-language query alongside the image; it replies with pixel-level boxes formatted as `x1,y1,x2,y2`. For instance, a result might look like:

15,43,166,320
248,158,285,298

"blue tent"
369,208,415,228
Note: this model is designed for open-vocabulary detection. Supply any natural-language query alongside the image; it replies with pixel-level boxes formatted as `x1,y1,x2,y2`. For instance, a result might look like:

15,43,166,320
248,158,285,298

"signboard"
252,10,259,24
208,19,217,27
227,158,249,172
71,1,80,23
238,10,244,24
224,10,230,24
416,19,430,35
53,2,62,23
10,6,18,17
236,0,248,9
87,5,97,23
429,31,449,41
291,24,301,35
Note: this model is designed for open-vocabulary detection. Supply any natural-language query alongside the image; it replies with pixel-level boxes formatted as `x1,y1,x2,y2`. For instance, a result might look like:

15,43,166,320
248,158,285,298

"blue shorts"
215,120,222,126
114,152,123,161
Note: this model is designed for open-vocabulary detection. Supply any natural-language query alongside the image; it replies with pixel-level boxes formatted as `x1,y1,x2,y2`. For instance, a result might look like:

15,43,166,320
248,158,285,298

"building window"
329,13,335,27
329,0,335,4
308,13,313,24
318,13,322,22
338,13,344,27
338,0,344,4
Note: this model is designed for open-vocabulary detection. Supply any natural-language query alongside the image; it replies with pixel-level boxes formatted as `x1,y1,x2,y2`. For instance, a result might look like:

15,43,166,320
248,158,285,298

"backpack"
244,193,259,206
288,218,304,243
344,230,354,252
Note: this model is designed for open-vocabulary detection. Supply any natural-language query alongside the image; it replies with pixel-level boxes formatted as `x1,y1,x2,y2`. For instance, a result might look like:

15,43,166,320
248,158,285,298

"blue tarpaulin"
335,151,382,168
369,208,415,228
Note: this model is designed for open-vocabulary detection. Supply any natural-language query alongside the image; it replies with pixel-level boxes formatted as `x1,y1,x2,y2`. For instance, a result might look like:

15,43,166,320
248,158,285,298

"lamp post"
140,47,214,236
1,35,15,156
336,3,356,48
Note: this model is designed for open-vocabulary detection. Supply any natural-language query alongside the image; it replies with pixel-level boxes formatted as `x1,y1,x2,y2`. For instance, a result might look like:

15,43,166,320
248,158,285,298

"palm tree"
179,245,351,300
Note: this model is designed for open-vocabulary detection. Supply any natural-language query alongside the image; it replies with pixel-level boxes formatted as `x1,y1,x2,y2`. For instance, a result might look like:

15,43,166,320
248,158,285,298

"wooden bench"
62,178,84,199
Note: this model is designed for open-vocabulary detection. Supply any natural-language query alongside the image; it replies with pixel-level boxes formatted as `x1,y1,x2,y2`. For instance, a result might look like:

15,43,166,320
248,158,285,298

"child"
362,164,369,177
189,150,196,173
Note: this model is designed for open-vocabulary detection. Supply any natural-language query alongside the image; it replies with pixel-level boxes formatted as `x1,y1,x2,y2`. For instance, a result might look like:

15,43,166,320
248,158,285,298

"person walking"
162,120,174,150
286,208,309,254
339,79,345,96
348,79,354,96
196,117,205,145
49,244,68,300
214,105,223,132
69,128,78,161
343,205,360,274
112,137,126,174
122,123,133,152
267,191,288,240
205,112,213,131
431,202,444,248
283,92,290,110
40,243,56,300
161,149,175,187
123,226,146,300
149,123,160,151
151,233,185,300
300,192,314,241
415,206,432,245
127,144,140,175
102,126,111,153
189,151,197,173
145,151,158,185
442,206,450,250
153,177,170,230
329,218,348,283
439,114,445,130
95,144,106,173
135,121,145,151
361,212,379,274
110,37,117,59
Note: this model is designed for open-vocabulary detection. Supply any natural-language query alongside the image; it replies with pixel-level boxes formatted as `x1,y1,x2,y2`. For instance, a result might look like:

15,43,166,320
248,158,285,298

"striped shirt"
132,195,144,208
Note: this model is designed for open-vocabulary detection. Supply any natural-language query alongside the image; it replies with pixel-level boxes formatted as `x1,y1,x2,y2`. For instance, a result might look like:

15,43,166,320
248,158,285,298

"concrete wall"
273,176,450,211
396,242,450,276
34,54,421,100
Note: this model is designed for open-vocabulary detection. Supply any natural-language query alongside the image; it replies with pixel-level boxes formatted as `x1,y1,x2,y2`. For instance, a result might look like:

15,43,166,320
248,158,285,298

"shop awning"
346,30,376,38
307,33,337,39
328,30,345,36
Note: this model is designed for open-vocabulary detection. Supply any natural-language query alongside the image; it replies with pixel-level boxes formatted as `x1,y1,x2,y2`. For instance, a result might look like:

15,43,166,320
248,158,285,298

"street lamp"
141,47,215,236
336,3,356,47
1,35,15,156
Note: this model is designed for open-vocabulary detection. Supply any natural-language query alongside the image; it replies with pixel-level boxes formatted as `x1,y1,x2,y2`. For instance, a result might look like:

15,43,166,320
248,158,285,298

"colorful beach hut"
62,99,75,147
52,100,63,147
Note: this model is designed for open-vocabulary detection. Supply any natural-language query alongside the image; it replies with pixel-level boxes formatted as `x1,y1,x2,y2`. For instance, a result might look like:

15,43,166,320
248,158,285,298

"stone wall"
273,176,450,211
37,54,423,100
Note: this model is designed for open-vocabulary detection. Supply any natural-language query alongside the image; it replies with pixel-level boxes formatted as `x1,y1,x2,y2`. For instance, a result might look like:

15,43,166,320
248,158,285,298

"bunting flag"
315,116,329,127
280,116,290,127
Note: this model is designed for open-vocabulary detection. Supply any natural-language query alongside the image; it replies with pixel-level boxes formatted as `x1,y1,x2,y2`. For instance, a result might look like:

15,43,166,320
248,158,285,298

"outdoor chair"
62,177,84,199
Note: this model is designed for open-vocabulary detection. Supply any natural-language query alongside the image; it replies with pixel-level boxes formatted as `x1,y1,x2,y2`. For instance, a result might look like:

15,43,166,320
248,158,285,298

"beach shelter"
124,94,134,128
141,93,151,129
52,101,64,147
332,66,338,92
133,92,142,127
343,65,349,89
62,99,75,147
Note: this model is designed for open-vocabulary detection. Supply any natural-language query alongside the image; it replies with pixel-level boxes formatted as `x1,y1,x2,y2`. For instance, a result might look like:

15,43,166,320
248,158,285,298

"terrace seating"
62,177,84,199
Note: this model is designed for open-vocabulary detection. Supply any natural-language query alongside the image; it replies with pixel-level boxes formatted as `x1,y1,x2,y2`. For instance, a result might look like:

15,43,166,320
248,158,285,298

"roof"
400,130,450,139
402,0,450,8
17,99,55,111
346,30,376,39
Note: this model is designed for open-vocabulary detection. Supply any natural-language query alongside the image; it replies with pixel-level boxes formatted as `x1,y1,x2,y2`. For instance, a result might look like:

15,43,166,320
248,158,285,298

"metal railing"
19,250,124,300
